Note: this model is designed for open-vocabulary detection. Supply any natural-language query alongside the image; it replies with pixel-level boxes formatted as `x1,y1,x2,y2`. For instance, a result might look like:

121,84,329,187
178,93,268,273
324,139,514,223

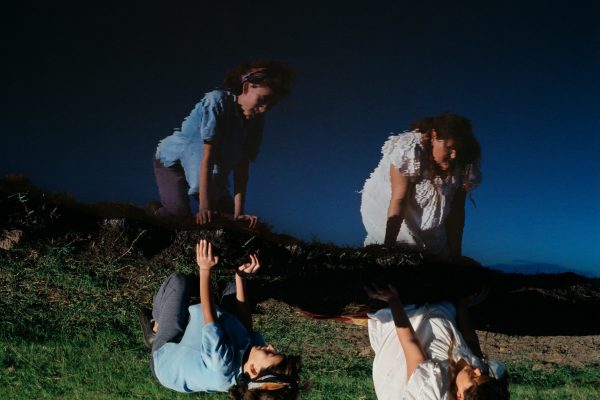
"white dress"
368,303,505,400
360,131,481,258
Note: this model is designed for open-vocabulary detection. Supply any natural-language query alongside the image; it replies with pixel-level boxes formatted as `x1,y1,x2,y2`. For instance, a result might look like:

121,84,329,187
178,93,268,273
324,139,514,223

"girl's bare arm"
384,165,410,245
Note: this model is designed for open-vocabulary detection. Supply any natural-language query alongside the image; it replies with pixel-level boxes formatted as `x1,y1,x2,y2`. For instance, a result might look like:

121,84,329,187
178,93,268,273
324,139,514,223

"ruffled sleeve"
382,131,423,177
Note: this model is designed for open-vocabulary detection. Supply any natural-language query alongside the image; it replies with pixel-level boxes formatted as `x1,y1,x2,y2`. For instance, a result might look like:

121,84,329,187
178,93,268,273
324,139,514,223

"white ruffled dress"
368,303,506,400
360,131,480,258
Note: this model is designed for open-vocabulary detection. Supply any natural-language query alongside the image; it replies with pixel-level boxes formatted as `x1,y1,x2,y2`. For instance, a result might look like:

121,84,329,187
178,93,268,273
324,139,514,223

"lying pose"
366,285,508,399
141,240,301,398
153,59,294,227
360,114,481,260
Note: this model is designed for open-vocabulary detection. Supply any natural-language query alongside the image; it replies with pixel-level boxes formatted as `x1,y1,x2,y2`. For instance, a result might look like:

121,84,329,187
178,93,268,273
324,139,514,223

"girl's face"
431,130,458,170
237,83,277,119
246,344,285,379
455,364,487,399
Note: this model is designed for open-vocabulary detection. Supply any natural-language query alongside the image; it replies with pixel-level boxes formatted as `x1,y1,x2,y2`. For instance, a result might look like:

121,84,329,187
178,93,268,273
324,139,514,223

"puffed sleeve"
196,91,227,144
200,322,234,371
382,131,423,177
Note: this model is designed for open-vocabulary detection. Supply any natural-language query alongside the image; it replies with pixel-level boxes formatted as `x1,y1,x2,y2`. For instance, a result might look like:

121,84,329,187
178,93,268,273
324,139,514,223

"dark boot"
139,309,156,349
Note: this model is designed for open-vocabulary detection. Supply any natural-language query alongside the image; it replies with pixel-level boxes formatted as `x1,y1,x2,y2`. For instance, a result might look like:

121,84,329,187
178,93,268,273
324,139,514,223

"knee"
165,273,187,288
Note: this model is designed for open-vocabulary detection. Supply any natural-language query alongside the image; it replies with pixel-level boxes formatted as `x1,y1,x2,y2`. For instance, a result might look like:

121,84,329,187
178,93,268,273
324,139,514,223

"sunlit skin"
243,344,285,379
430,129,458,171
237,83,278,119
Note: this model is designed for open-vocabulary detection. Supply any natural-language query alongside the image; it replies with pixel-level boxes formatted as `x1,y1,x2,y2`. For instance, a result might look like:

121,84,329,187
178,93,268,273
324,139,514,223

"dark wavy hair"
228,354,303,400
223,59,295,99
447,361,509,400
463,376,510,400
410,113,481,180
445,334,509,400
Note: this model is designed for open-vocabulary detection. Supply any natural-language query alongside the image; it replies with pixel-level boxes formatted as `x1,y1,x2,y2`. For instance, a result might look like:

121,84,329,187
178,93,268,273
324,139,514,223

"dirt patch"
268,300,600,369
478,331,600,367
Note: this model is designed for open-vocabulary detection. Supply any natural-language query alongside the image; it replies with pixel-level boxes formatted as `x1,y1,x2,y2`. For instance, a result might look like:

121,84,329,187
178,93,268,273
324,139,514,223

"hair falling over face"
410,113,481,181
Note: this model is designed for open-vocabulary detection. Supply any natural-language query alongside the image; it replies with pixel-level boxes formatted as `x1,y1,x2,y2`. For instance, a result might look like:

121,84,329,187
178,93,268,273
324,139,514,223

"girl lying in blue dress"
142,240,301,398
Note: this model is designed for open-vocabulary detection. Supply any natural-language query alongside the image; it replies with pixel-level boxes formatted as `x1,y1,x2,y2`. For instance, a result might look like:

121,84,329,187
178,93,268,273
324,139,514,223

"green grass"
1,240,599,399
505,362,600,400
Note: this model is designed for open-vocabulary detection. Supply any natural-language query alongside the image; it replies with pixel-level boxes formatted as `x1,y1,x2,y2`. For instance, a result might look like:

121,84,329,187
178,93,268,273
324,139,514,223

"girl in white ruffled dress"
360,114,481,260
365,285,509,400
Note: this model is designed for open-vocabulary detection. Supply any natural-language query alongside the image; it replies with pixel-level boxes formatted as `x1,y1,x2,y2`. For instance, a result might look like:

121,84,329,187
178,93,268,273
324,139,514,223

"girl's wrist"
387,297,403,306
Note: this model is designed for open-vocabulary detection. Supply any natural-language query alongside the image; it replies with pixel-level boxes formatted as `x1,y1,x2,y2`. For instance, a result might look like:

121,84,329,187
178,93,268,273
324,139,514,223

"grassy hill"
1,175,599,399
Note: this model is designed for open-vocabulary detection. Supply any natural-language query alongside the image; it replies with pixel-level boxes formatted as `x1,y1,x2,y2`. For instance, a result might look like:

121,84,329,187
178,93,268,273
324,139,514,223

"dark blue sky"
2,2,599,276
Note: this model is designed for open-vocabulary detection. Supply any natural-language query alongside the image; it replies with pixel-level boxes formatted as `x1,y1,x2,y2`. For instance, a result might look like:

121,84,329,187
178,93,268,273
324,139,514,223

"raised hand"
196,239,219,271
237,253,260,278
365,283,400,303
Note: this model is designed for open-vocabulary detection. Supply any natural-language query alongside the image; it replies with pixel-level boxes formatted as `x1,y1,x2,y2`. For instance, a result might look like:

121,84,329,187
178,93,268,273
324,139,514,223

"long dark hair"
228,354,303,400
223,59,295,99
410,113,481,181
446,336,509,400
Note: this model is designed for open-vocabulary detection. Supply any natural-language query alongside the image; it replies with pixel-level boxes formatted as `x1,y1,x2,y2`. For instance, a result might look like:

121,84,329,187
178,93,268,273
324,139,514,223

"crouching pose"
366,285,508,400
142,240,301,398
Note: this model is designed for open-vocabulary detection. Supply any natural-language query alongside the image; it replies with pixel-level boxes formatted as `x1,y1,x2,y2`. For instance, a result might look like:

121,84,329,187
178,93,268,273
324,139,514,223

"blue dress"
155,90,264,200
152,304,266,393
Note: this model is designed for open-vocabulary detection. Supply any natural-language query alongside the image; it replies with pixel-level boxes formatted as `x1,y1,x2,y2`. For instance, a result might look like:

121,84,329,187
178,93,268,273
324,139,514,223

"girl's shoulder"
197,89,236,111
381,130,423,177
203,89,233,101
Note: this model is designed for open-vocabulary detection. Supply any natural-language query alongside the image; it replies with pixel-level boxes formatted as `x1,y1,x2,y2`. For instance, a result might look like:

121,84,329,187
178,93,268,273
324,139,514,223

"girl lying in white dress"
366,285,508,400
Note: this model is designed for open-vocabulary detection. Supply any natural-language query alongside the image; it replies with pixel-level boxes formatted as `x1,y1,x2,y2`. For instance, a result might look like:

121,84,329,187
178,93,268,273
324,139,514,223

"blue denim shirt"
152,304,265,393
155,90,264,198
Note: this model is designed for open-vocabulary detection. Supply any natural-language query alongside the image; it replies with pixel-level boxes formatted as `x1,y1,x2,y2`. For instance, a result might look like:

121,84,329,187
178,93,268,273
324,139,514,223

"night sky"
2,2,599,276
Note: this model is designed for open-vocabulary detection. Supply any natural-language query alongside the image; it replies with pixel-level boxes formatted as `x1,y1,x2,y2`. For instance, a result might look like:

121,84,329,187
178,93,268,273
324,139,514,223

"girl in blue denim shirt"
153,60,294,227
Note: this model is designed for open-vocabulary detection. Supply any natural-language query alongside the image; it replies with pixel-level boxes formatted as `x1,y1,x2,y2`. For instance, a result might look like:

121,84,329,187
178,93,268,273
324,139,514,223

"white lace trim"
381,131,422,177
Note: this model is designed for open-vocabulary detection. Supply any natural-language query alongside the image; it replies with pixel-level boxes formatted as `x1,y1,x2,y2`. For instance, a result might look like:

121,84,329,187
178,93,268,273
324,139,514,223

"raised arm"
384,165,410,246
455,293,486,358
196,240,219,324
234,254,261,331
366,285,427,379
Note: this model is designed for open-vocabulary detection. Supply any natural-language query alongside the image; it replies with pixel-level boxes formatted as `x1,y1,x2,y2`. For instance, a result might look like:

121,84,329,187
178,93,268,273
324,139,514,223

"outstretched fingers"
196,239,219,270
238,253,261,275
